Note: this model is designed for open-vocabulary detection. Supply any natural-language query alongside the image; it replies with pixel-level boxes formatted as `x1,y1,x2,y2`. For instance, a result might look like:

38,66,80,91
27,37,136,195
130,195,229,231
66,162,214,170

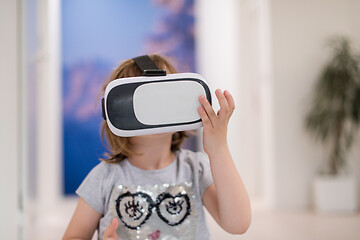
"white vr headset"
101,55,212,137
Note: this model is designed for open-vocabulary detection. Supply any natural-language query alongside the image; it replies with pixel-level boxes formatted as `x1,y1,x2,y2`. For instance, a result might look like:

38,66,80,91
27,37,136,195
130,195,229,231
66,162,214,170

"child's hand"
198,89,235,157
103,218,119,240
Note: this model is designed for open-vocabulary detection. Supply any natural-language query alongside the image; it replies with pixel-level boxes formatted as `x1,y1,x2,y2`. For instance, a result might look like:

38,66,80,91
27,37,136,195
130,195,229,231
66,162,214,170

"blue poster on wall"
62,0,196,195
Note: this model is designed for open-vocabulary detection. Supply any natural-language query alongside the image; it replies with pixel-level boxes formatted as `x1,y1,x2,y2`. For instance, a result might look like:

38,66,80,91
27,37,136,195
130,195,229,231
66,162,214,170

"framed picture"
62,0,196,195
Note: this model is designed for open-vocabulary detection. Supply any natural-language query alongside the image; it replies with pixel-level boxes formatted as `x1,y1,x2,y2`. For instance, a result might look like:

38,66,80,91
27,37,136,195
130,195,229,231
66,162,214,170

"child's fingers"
224,90,235,114
215,89,229,116
103,218,118,240
199,95,216,121
198,106,213,128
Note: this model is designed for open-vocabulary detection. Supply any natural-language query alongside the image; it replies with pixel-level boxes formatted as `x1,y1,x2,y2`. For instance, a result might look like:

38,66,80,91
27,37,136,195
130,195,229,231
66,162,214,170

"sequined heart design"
156,192,191,226
116,191,154,230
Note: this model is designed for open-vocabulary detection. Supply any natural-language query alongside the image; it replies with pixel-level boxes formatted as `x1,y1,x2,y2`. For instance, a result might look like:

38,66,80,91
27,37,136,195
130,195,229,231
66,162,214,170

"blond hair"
100,54,188,163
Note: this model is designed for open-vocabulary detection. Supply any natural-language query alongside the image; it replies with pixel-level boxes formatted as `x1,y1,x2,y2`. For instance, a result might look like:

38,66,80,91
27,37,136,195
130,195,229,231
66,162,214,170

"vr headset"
102,55,212,137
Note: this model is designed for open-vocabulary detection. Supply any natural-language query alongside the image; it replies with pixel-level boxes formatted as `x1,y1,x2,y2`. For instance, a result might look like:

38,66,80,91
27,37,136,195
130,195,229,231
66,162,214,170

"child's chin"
134,132,175,138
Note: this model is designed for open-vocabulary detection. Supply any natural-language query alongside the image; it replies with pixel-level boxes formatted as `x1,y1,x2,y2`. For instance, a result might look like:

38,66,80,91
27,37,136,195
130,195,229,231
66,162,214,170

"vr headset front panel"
104,73,211,137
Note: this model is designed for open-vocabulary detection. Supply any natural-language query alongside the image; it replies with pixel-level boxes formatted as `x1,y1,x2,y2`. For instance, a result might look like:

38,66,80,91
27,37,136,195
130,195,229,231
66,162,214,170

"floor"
206,208,360,240
27,199,360,240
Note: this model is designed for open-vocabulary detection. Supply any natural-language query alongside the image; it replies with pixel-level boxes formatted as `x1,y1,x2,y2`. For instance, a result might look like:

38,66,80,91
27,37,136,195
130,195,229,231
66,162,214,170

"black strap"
132,55,166,76
101,98,106,120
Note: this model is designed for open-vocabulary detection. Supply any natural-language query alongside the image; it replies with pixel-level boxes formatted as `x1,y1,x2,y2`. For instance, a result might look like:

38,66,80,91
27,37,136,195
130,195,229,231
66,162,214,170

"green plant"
305,36,360,175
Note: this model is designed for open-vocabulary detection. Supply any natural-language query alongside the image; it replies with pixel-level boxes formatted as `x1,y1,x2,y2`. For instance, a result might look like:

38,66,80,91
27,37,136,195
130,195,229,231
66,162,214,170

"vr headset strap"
133,55,167,76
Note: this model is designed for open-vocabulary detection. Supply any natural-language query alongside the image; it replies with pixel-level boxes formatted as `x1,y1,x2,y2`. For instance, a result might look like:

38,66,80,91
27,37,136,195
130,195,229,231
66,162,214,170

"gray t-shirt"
76,149,213,240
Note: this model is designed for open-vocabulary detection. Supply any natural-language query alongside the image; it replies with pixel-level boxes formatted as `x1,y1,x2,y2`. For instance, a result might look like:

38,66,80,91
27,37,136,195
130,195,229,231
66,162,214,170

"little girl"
62,54,251,240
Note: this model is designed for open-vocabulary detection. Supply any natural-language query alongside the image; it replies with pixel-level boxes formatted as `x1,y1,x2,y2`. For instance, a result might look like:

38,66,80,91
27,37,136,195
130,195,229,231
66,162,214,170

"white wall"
195,0,277,211
270,0,360,208
36,0,62,210
196,0,262,199
197,0,360,210
0,0,21,239
27,0,64,238
196,0,275,205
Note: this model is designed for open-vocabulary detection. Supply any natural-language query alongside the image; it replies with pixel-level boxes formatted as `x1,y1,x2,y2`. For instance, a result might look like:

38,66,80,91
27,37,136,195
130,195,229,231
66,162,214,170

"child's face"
129,132,175,143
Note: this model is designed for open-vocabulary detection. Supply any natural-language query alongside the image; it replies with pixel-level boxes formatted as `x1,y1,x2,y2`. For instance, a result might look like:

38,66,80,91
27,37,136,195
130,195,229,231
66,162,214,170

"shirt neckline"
124,150,179,174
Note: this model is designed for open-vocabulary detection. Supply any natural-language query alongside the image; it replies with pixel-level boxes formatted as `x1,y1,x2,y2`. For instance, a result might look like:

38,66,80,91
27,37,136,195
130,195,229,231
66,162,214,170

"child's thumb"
103,218,119,240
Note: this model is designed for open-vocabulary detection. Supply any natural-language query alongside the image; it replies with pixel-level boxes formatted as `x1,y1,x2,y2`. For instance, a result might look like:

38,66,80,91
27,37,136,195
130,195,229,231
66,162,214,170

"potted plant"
305,36,360,213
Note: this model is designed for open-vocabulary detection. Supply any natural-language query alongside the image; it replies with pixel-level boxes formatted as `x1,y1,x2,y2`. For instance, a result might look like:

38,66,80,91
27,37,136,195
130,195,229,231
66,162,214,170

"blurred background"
1,0,360,239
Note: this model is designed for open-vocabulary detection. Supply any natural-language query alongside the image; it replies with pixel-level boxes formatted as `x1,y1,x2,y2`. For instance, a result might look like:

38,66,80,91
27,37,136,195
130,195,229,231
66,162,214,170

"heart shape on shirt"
115,191,154,230
155,192,191,226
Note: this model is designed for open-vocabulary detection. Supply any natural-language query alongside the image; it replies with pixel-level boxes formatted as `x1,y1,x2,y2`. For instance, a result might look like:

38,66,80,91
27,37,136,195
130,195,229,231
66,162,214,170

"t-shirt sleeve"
197,152,214,197
75,162,108,215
